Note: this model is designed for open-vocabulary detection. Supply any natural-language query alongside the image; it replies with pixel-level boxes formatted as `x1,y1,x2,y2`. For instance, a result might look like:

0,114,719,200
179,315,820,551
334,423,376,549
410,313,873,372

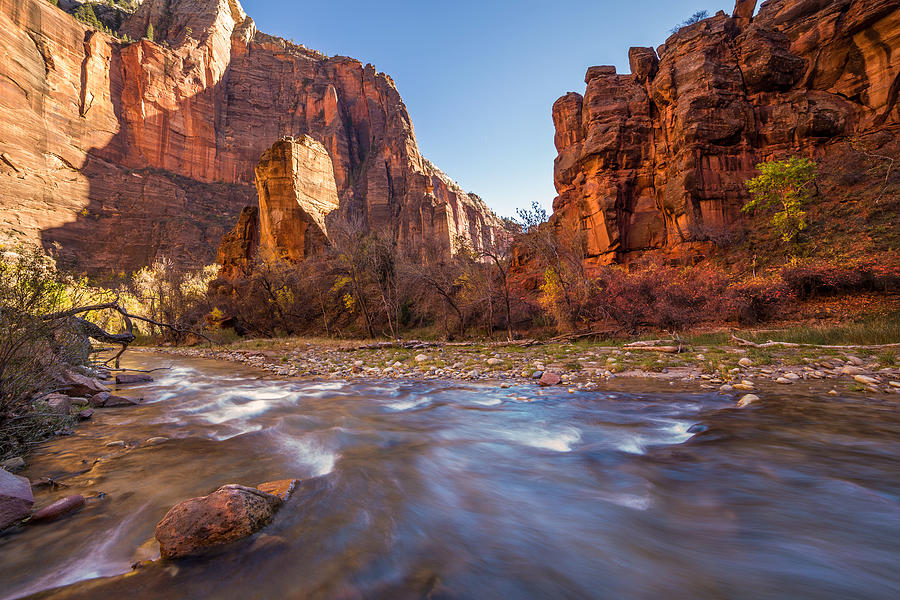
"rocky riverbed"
152,339,900,397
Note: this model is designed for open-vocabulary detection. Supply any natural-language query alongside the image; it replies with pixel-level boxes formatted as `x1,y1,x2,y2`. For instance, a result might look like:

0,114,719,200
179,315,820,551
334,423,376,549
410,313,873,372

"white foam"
385,398,429,411
508,426,582,452
277,435,337,476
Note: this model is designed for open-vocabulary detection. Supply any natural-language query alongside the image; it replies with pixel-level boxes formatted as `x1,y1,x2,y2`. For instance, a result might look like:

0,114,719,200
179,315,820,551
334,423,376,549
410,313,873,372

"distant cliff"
0,0,504,273
551,0,899,264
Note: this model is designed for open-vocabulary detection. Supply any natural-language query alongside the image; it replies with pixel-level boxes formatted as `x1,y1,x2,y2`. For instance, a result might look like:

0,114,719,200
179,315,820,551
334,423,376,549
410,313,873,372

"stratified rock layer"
0,0,503,272
551,0,899,264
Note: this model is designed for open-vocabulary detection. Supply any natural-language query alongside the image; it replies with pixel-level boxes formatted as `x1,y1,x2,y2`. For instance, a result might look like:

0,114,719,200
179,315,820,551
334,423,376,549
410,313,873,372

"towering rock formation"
255,136,339,262
551,0,899,264
0,0,504,273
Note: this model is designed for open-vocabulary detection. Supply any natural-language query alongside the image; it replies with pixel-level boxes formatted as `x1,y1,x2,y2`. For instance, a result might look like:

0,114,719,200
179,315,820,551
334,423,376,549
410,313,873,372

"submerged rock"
116,373,154,385
737,394,760,407
154,483,290,559
102,395,143,407
31,495,85,523
1,469,33,530
256,479,300,502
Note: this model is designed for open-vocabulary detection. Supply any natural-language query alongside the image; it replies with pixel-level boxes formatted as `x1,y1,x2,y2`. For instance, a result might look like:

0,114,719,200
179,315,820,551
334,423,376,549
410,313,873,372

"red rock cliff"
551,0,899,264
0,0,504,272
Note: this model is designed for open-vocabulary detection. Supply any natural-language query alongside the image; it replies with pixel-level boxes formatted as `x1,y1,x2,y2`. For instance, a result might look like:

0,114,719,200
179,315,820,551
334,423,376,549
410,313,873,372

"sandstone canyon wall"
0,0,504,273
552,0,899,264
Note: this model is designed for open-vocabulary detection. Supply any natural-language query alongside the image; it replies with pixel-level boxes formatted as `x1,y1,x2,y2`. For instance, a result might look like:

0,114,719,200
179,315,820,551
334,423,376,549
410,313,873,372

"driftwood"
730,334,900,350
622,345,682,353
42,300,212,368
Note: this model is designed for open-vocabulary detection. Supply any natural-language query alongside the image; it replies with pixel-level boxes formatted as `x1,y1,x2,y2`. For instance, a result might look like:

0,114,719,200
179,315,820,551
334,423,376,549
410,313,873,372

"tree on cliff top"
670,10,709,33
743,157,818,243
145,22,155,42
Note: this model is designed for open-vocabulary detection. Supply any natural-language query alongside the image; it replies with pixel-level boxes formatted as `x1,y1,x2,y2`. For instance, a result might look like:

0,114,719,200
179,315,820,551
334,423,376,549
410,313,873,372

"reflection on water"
2,352,899,599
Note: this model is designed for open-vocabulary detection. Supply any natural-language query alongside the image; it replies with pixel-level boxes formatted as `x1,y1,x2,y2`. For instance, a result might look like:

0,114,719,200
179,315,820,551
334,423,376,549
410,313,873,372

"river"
2,351,899,599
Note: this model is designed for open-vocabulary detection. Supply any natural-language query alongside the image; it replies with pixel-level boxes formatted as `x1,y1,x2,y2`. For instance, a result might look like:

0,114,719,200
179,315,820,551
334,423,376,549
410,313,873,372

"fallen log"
730,334,900,350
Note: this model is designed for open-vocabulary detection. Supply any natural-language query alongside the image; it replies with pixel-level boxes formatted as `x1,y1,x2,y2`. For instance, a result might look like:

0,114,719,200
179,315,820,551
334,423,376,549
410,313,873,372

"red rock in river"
539,372,562,387
0,469,34,530
154,483,285,559
30,495,85,523
550,0,900,265
115,373,154,385
0,0,505,273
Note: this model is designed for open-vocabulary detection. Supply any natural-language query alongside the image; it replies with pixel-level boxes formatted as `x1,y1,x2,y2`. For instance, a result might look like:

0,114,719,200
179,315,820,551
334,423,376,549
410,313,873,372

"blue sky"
241,1,727,218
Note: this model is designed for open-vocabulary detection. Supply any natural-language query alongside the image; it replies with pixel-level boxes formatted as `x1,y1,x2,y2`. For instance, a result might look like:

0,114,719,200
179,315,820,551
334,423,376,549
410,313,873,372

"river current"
2,351,899,599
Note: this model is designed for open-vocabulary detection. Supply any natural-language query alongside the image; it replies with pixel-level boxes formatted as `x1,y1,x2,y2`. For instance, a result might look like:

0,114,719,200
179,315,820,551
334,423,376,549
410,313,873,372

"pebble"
486,358,503,366
738,358,753,367
853,375,880,386
784,372,801,380
719,384,733,392
776,377,793,384
145,437,169,445
532,371,544,379
414,354,428,363
828,389,839,396
890,381,900,389
105,440,126,448
733,383,754,391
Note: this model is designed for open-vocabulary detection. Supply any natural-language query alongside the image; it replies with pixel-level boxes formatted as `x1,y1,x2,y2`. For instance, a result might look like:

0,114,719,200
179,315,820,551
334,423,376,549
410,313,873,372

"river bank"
150,336,900,396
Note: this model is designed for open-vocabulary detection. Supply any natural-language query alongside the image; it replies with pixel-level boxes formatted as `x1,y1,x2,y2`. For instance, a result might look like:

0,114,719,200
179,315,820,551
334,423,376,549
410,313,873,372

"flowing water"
2,352,899,599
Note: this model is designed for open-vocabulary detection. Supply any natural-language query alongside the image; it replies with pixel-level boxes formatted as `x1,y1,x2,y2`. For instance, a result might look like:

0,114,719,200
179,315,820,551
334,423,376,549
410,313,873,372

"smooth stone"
853,375,880,386
78,409,94,420
486,358,503,366
414,354,428,363
115,373,154,385
890,381,900,389
738,358,753,367
0,469,33,529
776,377,793,384
539,372,562,387
105,440,126,447
840,365,865,375
31,495,85,522
828,390,839,396
532,371,544,379
103,395,142,407
145,437,169,445
737,394,760,407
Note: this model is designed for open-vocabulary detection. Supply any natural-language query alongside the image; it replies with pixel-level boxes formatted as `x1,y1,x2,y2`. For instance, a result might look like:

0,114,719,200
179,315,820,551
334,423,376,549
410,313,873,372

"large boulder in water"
154,484,287,559
1,469,33,530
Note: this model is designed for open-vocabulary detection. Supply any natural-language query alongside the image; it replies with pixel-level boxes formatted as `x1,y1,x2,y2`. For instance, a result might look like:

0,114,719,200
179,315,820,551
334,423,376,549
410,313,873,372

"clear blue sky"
241,1,730,218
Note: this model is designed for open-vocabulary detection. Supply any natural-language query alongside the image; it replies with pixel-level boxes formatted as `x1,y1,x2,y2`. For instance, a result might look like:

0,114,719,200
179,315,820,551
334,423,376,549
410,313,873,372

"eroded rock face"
551,0,900,264
255,137,340,262
0,0,503,273
154,482,290,559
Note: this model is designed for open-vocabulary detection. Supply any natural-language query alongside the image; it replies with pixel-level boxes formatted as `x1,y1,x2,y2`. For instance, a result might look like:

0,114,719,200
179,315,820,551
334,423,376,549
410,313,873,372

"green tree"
145,22,154,42
74,4,100,28
743,157,818,243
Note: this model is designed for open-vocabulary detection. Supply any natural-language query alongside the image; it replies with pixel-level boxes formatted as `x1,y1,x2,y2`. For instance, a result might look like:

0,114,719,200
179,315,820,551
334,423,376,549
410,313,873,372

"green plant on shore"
744,157,818,243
